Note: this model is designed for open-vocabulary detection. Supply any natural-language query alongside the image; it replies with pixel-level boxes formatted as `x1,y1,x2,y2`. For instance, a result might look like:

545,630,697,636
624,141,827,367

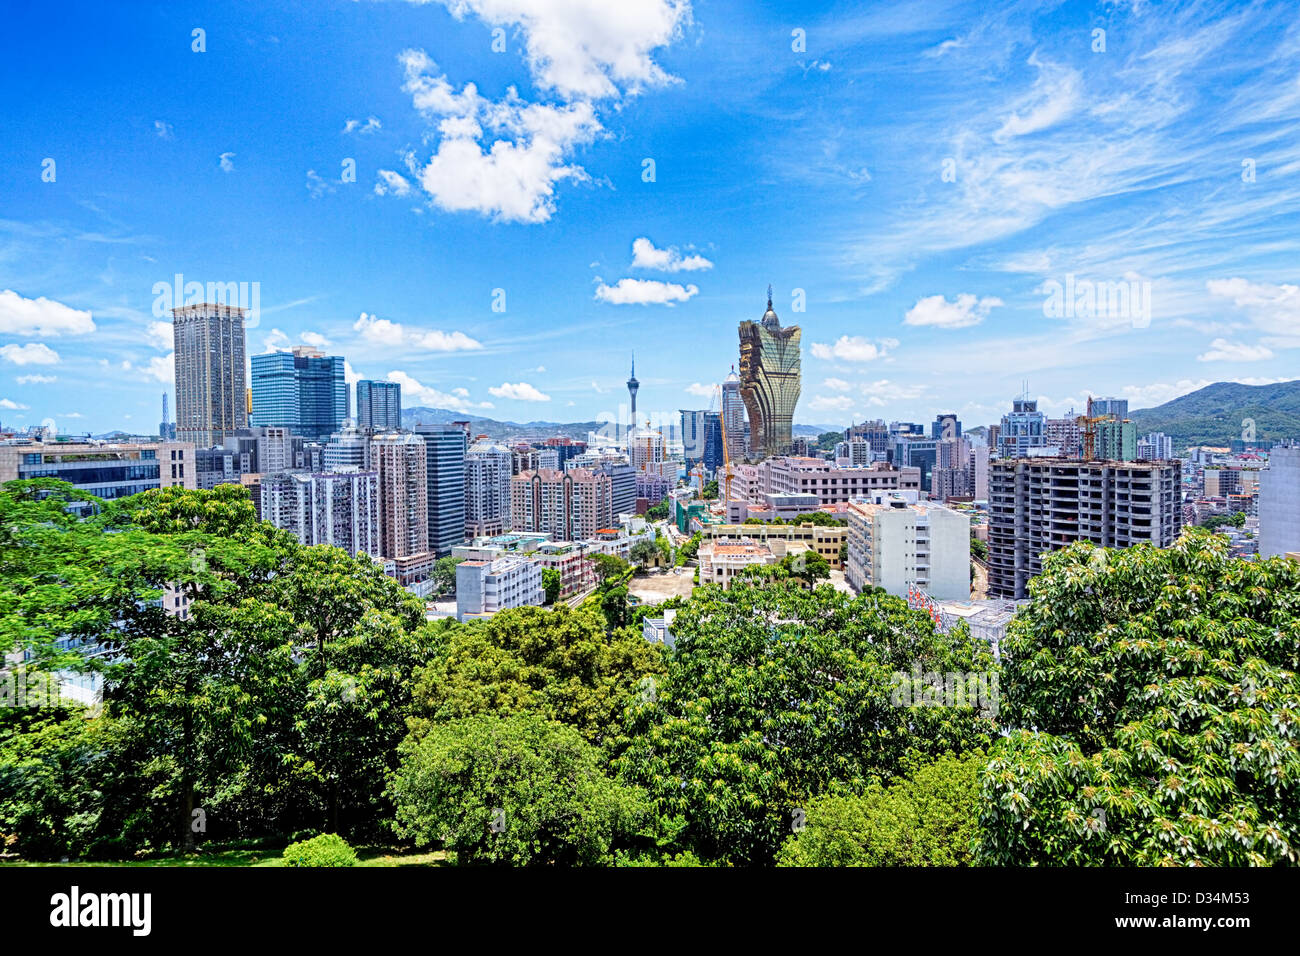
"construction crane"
1076,396,1115,461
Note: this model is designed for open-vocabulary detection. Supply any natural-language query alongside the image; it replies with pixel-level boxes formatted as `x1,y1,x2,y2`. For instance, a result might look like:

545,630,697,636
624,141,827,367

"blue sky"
2,0,1298,436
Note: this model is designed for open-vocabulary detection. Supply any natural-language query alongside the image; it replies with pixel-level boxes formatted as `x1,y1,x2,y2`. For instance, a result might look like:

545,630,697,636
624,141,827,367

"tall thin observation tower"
626,354,639,426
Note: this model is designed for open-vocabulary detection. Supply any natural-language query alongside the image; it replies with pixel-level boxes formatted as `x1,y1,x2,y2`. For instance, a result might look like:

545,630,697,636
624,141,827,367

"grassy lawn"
0,844,447,867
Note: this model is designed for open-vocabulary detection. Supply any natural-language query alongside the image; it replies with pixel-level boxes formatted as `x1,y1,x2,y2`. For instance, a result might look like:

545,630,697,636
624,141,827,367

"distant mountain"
400,406,844,442
401,407,598,441
1128,380,1300,448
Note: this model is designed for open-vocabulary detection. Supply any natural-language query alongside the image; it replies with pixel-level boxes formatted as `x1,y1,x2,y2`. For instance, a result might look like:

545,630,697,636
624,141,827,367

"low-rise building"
845,496,970,600
698,538,781,588
701,520,846,568
0,439,195,513
456,556,544,621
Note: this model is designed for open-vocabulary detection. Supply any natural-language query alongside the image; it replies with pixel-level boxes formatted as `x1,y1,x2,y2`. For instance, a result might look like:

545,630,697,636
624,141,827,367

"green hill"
1128,380,1300,449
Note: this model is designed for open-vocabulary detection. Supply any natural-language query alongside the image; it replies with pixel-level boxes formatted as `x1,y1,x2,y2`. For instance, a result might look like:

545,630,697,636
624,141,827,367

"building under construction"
987,457,1183,599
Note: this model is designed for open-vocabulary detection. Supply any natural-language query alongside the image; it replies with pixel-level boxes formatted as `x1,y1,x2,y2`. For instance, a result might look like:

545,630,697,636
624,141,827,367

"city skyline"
3,1,1300,436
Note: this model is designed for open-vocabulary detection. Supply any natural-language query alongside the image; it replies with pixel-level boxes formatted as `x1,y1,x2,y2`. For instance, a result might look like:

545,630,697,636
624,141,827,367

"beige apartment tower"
172,303,248,447
370,432,429,561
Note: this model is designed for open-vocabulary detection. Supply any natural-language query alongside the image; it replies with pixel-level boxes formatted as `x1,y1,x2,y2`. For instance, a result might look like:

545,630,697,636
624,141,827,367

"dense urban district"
1,295,1297,867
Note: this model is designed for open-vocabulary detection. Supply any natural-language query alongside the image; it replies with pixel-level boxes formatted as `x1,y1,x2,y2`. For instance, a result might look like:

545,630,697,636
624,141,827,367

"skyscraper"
415,423,468,557
370,431,429,561
998,398,1046,459
510,467,613,541
250,346,347,440
721,366,747,463
465,440,513,537
172,303,247,447
738,288,802,460
1259,444,1300,558
159,392,176,440
357,380,402,431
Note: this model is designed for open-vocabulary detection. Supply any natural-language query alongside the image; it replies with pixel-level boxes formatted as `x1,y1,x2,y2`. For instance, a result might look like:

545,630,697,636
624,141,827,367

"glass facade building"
250,347,347,441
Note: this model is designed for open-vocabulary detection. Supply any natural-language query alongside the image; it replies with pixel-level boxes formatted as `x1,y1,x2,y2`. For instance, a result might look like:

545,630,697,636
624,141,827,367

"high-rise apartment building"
356,380,402,431
721,367,747,463
260,469,381,559
1095,419,1137,462
250,347,346,441
988,458,1183,598
414,423,468,558
1044,416,1082,459
370,432,429,561
1137,432,1174,461
1259,444,1300,558
738,289,802,460
323,426,372,471
172,303,247,447
465,440,513,537
510,467,613,541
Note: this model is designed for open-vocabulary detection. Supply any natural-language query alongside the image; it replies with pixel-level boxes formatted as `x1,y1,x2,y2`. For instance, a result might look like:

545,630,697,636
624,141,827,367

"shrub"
281,833,358,867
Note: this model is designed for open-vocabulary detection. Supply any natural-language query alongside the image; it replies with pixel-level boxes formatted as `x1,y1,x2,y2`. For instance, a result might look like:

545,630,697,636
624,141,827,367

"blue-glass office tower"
250,347,347,441
357,379,402,431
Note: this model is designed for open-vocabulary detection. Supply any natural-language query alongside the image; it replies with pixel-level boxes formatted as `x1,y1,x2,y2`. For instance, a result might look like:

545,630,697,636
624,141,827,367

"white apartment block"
455,556,544,621
1259,444,1300,558
845,497,971,601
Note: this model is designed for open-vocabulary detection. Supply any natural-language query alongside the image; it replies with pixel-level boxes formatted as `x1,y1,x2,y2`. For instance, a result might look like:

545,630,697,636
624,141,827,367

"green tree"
979,531,1300,866
612,581,997,865
389,713,647,866
645,501,670,521
970,536,988,561
433,556,464,597
409,604,664,744
630,538,659,569
702,480,719,500
776,751,983,866
542,567,562,604
816,431,842,452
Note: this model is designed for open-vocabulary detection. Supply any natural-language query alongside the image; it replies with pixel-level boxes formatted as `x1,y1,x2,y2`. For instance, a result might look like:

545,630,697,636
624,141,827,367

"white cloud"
17,374,55,385
343,116,382,135
399,49,601,223
0,343,59,365
0,290,95,336
1196,338,1275,362
822,377,853,392
489,381,551,402
993,53,1081,143
300,331,331,348
904,293,1003,329
306,169,336,199
1121,377,1292,408
810,335,896,362
219,152,236,172
416,0,692,101
0,398,28,410
1206,278,1300,344
386,370,493,411
809,394,855,411
684,382,715,398
154,120,174,140
353,312,482,351
594,277,698,305
147,320,173,350
374,169,412,197
344,361,364,387
630,237,713,272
